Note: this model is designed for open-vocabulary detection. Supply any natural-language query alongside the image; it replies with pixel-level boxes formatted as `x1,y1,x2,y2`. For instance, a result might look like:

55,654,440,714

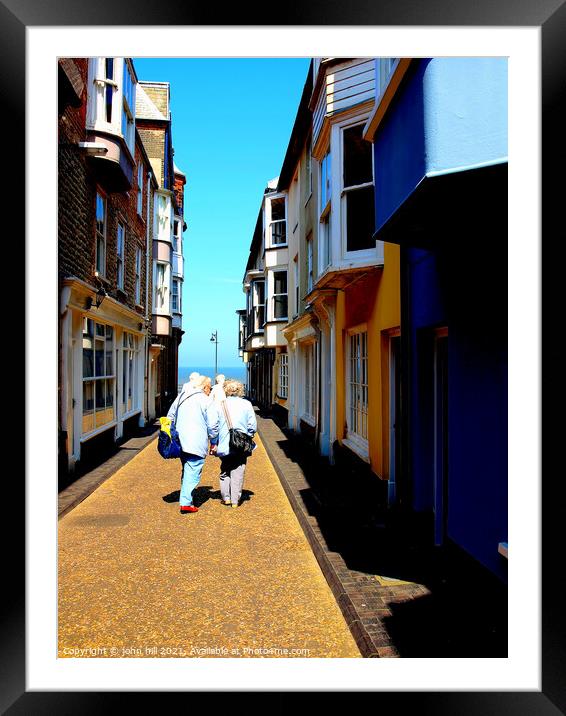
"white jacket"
167,387,219,458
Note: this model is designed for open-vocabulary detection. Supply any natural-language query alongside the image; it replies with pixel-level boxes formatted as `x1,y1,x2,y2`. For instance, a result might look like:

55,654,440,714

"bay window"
172,278,179,312
270,196,287,246
251,280,265,333
154,262,168,312
121,60,136,156
272,271,288,320
342,123,375,253
82,318,115,434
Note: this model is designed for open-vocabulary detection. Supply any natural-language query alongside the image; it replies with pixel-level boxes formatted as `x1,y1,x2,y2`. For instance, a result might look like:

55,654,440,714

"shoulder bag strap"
221,400,233,430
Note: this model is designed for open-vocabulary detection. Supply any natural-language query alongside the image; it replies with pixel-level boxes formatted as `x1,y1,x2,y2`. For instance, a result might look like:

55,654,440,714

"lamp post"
210,330,218,378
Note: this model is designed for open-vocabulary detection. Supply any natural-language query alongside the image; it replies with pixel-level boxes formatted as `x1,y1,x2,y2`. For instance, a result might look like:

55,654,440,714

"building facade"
58,58,157,480
136,81,185,419
242,179,289,416
239,56,508,583
365,57,508,580
58,59,186,484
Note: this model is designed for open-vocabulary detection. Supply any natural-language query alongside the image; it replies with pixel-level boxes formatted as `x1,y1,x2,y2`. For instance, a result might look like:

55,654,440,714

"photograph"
56,54,509,663
11,8,559,710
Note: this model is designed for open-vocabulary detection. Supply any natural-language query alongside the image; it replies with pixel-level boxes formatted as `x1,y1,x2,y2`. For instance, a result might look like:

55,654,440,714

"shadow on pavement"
271,425,507,658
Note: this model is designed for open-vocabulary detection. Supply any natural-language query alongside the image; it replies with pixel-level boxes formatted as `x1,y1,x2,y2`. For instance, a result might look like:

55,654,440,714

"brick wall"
137,124,165,187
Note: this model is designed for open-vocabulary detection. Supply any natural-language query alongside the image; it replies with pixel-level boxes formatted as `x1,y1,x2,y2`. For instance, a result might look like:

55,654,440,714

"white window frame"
121,331,141,417
340,119,376,259
344,324,369,460
81,317,116,437
171,278,179,313
135,246,142,305
293,256,299,318
304,137,313,205
267,193,287,248
154,261,170,315
116,222,125,290
377,58,400,100
307,234,313,293
121,59,136,157
270,269,288,322
137,164,143,216
95,190,106,277
278,353,288,399
302,341,317,426
252,280,265,333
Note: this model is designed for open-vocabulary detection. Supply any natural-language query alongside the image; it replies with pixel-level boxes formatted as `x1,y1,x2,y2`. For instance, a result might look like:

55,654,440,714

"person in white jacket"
167,374,218,514
210,374,226,402
211,379,257,508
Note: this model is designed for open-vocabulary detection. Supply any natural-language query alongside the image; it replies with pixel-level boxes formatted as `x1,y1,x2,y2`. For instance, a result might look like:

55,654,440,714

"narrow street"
58,433,361,658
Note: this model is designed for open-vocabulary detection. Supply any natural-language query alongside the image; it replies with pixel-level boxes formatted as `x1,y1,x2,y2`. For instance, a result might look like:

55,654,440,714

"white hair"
186,371,200,388
192,374,212,390
215,374,225,385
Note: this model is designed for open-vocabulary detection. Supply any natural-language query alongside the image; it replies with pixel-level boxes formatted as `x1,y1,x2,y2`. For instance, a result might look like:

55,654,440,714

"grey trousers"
219,454,247,504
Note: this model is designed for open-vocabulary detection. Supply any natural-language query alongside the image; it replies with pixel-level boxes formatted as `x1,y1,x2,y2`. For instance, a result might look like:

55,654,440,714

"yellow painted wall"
335,242,400,478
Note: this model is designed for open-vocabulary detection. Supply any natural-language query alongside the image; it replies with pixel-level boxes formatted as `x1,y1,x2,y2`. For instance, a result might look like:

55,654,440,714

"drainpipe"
145,170,152,423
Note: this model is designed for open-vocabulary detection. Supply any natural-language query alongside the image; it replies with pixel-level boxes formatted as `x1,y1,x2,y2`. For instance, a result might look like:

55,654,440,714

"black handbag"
221,400,255,457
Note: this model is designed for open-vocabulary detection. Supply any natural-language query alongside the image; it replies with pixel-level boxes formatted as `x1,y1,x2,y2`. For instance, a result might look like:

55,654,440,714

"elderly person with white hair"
167,374,218,514
211,379,257,508
210,374,226,403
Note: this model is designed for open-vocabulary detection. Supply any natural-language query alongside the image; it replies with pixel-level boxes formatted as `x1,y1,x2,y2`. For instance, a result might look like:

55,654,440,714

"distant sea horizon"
178,365,246,389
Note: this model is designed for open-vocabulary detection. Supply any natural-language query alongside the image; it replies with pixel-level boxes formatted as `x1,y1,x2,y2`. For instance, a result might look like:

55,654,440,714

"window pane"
104,327,113,375
274,272,287,294
271,222,286,245
122,350,128,405
104,379,113,409
346,186,375,252
82,320,94,378
82,382,94,433
95,339,105,376
343,124,372,187
271,197,285,222
274,295,287,319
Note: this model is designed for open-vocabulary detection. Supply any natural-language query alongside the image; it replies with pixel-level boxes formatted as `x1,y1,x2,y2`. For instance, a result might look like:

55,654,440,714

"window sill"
304,192,312,208
120,408,142,422
342,436,370,464
265,244,288,251
300,413,316,427
80,420,117,442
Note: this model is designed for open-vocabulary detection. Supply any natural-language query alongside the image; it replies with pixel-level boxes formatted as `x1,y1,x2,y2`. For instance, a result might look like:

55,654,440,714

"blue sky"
132,58,311,368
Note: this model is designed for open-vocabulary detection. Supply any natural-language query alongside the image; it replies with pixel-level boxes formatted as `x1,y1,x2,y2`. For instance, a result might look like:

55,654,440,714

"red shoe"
180,505,199,513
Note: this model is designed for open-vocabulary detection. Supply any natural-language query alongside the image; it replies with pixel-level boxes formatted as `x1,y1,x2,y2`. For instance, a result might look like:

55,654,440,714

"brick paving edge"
58,432,159,520
256,418,380,658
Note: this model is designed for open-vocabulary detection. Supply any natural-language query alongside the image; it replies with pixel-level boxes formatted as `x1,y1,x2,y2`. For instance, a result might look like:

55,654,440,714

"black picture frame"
9,0,563,711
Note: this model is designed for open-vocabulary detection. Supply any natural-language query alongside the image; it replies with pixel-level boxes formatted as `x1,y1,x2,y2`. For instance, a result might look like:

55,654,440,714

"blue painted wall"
375,58,508,233
376,58,508,581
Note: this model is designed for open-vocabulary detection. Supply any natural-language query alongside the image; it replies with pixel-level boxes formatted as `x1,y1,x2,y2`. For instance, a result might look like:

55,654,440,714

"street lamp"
210,330,218,378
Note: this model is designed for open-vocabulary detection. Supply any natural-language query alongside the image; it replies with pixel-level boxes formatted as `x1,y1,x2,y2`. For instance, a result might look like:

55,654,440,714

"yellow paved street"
58,434,361,658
